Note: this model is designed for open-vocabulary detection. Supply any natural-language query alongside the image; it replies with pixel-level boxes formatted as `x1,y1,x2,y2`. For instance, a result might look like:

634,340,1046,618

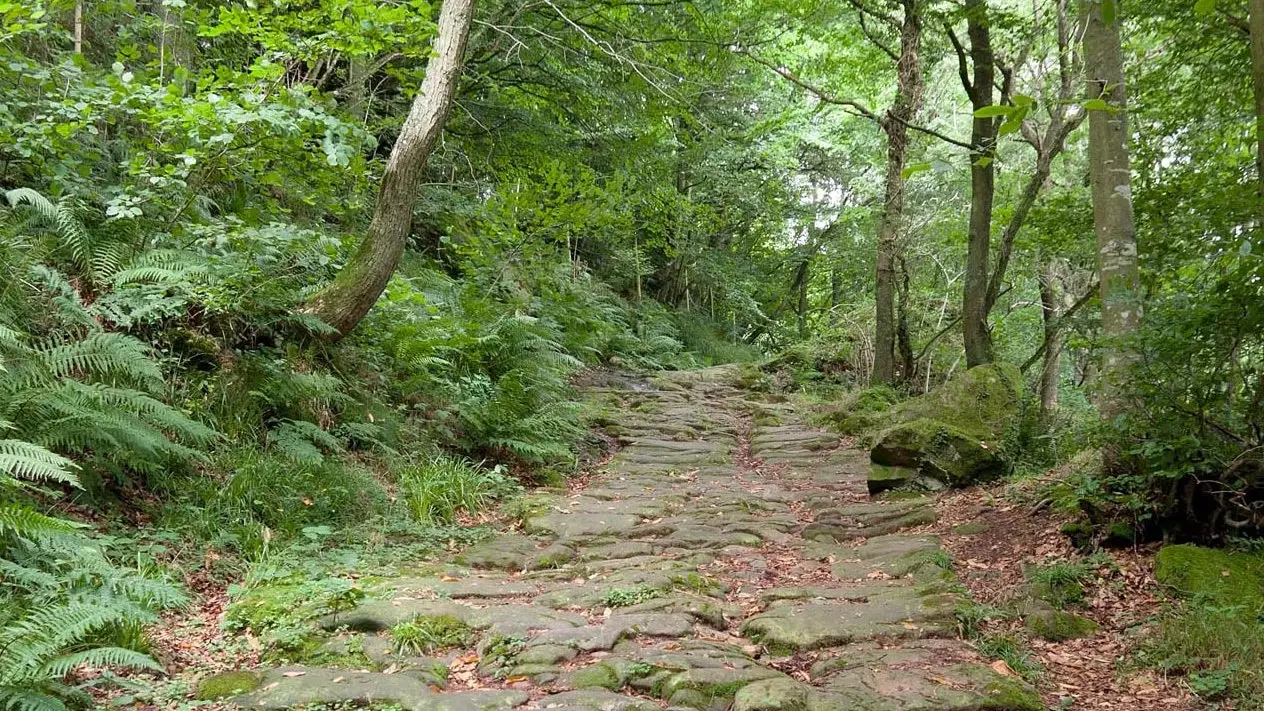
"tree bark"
960,0,998,368
304,0,477,338
897,256,916,381
74,0,84,54
797,258,810,340
1038,262,1067,414
1251,0,1264,199
873,0,924,385
1083,0,1140,419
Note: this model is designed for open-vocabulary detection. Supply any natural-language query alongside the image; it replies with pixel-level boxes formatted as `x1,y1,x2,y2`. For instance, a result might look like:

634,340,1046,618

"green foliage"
157,451,388,557
391,615,473,655
602,586,666,608
397,456,520,525
1139,604,1264,708
1025,556,1113,610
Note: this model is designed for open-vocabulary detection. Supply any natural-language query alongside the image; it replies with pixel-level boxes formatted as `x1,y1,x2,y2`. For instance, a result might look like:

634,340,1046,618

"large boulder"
868,364,1023,492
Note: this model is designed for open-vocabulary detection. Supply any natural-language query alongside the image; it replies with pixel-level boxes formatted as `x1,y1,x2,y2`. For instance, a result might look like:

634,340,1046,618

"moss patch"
1155,544,1264,607
195,671,263,700
1025,609,1099,641
569,662,621,690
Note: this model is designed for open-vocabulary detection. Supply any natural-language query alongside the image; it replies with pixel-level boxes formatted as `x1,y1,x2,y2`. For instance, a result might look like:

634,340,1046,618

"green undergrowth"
1137,544,1264,707
392,615,474,655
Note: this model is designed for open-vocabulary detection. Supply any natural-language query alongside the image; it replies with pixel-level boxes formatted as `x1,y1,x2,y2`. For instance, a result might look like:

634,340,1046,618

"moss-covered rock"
195,671,263,700
1024,607,1099,641
870,418,1009,487
568,662,622,690
1155,544,1264,606
867,364,1022,490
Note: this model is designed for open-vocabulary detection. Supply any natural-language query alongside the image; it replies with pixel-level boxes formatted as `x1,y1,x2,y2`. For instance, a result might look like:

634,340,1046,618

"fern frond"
4,189,57,220
0,505,82,541
0,441,79,487
35,647,159,679
32,334,163,391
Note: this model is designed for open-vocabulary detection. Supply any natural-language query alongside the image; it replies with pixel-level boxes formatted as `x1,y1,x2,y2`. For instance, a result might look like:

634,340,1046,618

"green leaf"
998,116,1024,137
1193,0,1216,15
901,162,932,179
974,155,994,168
1084,98,1111,111
1012,94,1036,108
1240,240,1253,257
973,105,1013,118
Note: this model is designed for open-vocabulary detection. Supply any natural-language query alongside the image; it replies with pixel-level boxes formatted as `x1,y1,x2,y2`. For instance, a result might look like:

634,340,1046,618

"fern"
0,441,79,487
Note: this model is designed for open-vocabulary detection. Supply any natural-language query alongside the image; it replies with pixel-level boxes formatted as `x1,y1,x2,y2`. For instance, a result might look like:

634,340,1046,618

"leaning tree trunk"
304,0,477,338
873,0,924,385
1083,0,1140,419
961,0,998,368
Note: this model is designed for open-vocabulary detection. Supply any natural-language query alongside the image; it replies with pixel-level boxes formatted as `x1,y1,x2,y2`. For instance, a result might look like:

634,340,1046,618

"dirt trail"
224,366,1042,711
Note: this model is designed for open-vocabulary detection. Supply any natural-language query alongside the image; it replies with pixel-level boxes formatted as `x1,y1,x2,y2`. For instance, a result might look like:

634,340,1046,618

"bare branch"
1020,283,1099,373
858,11,899,62
844,0,900,29
944,24,973,98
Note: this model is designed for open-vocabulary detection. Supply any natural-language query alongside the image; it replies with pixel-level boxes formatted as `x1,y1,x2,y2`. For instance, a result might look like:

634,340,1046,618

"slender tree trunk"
1038,263,1066,414
982,0,1085,316
873,0,924,385
74,0,84,54
897,256,915,381
961,0,998,367
1251,0,1264,199
346,54,371,122
797,259,809,339
830,266,842,318
304,0,477,338
1083,0,1140,419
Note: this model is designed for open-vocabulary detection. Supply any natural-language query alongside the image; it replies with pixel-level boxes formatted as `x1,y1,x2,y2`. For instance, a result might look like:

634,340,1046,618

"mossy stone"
195,671,263,700
952,522,989,535
569,662,621,690
871,418,1009,487
1155,544,1264,607
1025,608,1099,641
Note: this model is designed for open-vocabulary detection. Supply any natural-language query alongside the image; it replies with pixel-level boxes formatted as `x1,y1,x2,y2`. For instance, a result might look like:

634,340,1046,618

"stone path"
221,366,1041,711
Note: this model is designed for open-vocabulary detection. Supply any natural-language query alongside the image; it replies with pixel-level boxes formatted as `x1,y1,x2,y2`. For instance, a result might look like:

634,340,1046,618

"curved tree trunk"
1083,0,1140,419
873,0,924,385
304,0,477,338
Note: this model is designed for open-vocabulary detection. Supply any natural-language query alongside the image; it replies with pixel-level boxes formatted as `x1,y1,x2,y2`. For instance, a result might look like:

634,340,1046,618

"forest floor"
127,366,1193,711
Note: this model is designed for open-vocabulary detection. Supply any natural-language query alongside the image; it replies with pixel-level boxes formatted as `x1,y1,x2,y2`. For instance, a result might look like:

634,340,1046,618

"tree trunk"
873,0,924,385
304,0,477,338
1038,263,1065,414
74,0,84,54
1251,0,1264,199
897,256,916,382
1083,0,1140,419
797,258,810,340
345,54,371,122
961,0,998,368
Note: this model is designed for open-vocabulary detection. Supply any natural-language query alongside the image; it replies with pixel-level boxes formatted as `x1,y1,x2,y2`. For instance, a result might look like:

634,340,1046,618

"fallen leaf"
281,671,307,678
990,660,1016,677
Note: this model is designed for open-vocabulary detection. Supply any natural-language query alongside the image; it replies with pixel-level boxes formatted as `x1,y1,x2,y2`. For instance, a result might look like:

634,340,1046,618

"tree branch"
844,0,900,29
858,11,899,62
945,24,973,98
1020,283,1098,373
